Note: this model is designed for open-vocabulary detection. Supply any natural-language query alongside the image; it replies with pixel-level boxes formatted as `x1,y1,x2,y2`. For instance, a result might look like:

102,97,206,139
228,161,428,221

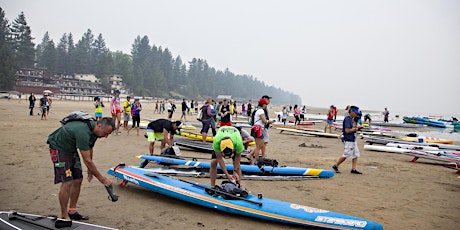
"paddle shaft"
176,178,262,206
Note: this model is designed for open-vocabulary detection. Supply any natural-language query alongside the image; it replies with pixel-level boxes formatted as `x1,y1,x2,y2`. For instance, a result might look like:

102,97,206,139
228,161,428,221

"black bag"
220,181,248,199
250,125,264,138
256,158,279,168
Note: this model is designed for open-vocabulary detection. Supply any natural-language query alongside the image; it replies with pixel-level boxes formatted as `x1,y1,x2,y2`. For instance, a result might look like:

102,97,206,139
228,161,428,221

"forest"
0,8,301,104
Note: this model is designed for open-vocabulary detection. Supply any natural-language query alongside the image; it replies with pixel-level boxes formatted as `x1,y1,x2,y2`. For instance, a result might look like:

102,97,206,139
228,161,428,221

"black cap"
262,95,272,99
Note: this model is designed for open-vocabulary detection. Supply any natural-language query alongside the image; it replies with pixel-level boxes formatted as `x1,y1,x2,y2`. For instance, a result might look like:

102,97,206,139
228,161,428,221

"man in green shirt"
47,117,115,220
210,126,244,186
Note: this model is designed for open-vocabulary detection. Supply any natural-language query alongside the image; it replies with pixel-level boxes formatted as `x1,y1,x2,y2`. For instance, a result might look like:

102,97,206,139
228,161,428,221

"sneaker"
332,165,341,174
351,169,363,174
68,212,89,220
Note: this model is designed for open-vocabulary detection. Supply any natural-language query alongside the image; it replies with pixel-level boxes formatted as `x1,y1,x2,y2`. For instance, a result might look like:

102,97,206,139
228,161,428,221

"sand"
0,98,458,230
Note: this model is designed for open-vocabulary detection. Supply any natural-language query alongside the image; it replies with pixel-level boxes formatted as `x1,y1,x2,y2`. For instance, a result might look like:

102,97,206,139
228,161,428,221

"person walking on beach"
281,106,288,125
324,105,334,133
154,100,159,114
180,98,188,121
28,93,36,116
383,108,390,123
200,98,217,143
246,97,273,163
210,126,244,186
39,93,49,120
293,104,301,126
110,90,122,135
332,105,364,174
47,117,115,220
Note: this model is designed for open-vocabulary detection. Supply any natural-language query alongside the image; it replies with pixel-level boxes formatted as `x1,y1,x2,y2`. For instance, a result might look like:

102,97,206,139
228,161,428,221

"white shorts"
342,141,360,158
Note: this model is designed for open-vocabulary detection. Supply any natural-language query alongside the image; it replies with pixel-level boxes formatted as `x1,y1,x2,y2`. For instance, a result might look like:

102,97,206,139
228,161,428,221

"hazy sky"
2,0,459,116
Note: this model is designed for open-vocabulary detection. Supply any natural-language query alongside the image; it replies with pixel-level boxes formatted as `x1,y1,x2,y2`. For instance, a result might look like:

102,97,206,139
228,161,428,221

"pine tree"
10,11,35,68
0,7,17,90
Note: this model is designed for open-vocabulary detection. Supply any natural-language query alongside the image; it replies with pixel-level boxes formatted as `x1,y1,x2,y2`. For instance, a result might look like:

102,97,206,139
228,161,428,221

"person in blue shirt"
332,106,364,174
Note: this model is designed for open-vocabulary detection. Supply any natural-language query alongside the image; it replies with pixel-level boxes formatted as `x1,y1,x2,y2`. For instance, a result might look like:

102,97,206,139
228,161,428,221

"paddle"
105,184,118,202
8,212,55,230
176,178,263,207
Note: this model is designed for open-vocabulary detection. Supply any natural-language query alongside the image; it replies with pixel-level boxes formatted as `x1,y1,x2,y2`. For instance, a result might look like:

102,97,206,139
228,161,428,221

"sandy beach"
0,98,458,230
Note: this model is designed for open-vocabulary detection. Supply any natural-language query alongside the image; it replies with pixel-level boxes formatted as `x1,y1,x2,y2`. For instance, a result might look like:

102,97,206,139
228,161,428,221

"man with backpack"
47,115,115,220
200,98,217,143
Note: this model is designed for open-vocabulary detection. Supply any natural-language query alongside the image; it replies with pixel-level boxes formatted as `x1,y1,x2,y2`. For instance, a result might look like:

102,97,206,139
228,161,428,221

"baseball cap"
262,95,272,99
258,98,269,105
220,138,234,152
174,121,182,128
115,89,121,94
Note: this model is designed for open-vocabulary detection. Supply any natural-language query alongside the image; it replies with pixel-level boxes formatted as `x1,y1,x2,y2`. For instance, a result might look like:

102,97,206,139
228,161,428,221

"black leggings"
132,114,140,127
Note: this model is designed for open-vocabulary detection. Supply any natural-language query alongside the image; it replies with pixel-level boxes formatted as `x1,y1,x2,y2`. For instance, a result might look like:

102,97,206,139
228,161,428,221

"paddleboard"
107,165,382,229
276,127,340,138
143,167,320,180
363,136,460,151
178,131,255,145
174,138,251,155
0,211,117,230
138,155,335,178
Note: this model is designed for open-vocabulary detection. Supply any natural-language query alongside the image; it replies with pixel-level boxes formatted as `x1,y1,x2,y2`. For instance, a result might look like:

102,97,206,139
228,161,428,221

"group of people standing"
27,92,52,120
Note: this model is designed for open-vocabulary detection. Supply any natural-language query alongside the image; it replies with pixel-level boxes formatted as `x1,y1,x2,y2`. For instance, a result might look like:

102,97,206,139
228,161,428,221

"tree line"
0,8,301,105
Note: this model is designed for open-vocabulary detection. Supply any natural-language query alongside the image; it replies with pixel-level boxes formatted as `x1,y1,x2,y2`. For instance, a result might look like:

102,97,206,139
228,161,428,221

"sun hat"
350,106,361,115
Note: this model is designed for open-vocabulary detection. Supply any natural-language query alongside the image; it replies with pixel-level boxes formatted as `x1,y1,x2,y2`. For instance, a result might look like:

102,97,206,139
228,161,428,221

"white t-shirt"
254,108,265,126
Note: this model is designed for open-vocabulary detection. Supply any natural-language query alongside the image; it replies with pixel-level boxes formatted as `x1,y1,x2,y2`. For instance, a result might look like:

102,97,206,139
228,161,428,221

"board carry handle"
176,178,263,206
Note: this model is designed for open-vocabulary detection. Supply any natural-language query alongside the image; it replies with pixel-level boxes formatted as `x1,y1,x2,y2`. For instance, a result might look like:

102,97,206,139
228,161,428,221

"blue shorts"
326,119,334,125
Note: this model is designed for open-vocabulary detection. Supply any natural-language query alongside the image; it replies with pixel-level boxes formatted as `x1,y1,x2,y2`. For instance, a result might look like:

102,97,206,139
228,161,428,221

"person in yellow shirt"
123,96,132,130
93,97,104,121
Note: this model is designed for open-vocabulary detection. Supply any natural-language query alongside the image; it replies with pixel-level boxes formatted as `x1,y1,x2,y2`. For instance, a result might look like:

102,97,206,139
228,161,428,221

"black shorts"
49,145,83,184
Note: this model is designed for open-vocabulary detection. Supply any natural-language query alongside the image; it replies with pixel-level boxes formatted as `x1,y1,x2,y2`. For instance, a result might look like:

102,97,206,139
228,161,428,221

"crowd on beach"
19,88,394,222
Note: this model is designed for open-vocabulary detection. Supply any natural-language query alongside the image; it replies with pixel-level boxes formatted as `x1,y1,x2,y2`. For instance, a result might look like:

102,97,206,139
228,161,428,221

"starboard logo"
314,216,367,228
290,204,328,213
123,175,139,185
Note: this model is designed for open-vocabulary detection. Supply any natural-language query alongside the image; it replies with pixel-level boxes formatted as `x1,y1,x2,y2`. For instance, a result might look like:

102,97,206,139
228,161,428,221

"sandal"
68,212,89,220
